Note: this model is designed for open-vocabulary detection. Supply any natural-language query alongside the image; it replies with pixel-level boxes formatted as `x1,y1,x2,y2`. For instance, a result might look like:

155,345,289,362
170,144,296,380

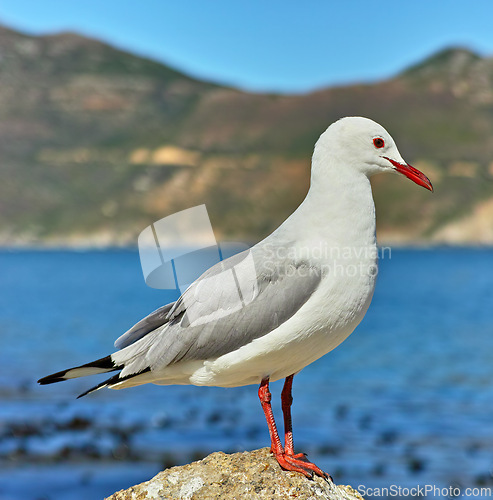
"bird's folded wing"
114,302,175,350
137,247,322,369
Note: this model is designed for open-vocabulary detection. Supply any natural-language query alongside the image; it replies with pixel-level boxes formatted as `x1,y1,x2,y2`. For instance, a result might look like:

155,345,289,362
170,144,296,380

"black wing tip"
38,375,67,385
77,372,123,399
37,355,118,386
87,355,115,370
77,366,152,399
77,385,103,399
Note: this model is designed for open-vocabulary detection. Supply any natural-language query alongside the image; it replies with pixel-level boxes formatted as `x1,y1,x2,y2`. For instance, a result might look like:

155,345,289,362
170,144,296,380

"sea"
1,248,493,499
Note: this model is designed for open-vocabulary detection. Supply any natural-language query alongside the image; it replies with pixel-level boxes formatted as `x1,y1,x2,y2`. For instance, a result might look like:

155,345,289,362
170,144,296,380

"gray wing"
143,246,322,369
114,302,175,350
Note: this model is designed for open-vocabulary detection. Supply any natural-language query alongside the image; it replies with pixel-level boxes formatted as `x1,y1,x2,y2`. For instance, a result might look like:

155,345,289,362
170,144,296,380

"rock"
106,448,364,500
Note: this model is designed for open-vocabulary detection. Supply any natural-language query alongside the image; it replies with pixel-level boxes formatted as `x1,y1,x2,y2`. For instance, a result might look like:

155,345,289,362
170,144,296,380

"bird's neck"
283,160,377,253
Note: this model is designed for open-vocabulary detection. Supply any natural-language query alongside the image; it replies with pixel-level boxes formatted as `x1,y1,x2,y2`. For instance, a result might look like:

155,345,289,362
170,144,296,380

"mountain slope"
1,25,493,245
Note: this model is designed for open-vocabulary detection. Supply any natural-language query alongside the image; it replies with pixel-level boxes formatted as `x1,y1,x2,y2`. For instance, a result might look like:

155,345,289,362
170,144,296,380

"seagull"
38,117,433,479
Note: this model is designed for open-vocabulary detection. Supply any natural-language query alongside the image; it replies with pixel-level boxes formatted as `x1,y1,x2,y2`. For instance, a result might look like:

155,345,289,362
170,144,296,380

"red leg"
258,378,313,478
281,374,296,455
258,378,283,455
280,375,331,480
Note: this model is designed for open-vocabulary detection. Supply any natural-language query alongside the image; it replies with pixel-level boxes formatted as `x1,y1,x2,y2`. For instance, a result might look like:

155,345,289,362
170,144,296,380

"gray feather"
114,302,175,349
115,246,322,376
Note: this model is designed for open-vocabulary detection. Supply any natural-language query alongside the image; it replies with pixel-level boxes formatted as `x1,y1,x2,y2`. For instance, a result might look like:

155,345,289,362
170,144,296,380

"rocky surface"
106,448,364,500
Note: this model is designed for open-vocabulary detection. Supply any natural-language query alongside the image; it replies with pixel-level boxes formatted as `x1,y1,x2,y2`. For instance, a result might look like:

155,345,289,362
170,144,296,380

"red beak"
384,157,433,192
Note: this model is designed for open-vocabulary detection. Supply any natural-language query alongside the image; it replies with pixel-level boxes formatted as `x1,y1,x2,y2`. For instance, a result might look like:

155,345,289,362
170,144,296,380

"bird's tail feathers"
76,367,152,398
37,355,120,386
38,341,154,398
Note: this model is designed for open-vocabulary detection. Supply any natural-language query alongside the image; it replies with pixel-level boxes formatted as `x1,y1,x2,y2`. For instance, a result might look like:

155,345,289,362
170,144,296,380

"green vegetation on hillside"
1,25,493,245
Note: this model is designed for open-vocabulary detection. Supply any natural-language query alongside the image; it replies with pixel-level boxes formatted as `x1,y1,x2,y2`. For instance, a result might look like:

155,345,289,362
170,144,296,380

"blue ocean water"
1,248,493,499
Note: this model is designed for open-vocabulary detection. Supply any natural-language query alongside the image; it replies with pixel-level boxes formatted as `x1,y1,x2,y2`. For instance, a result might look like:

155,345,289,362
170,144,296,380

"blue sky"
1,0,493,93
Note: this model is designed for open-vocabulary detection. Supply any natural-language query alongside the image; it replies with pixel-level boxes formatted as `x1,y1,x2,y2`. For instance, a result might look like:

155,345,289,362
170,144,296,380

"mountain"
1,25,493,246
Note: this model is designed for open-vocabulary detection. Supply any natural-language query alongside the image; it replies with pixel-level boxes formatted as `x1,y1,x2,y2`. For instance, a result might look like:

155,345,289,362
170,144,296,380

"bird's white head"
312,116,433,192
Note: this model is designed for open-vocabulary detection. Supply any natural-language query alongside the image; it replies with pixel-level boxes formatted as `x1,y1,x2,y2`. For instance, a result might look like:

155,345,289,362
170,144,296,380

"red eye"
373,138,385,148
